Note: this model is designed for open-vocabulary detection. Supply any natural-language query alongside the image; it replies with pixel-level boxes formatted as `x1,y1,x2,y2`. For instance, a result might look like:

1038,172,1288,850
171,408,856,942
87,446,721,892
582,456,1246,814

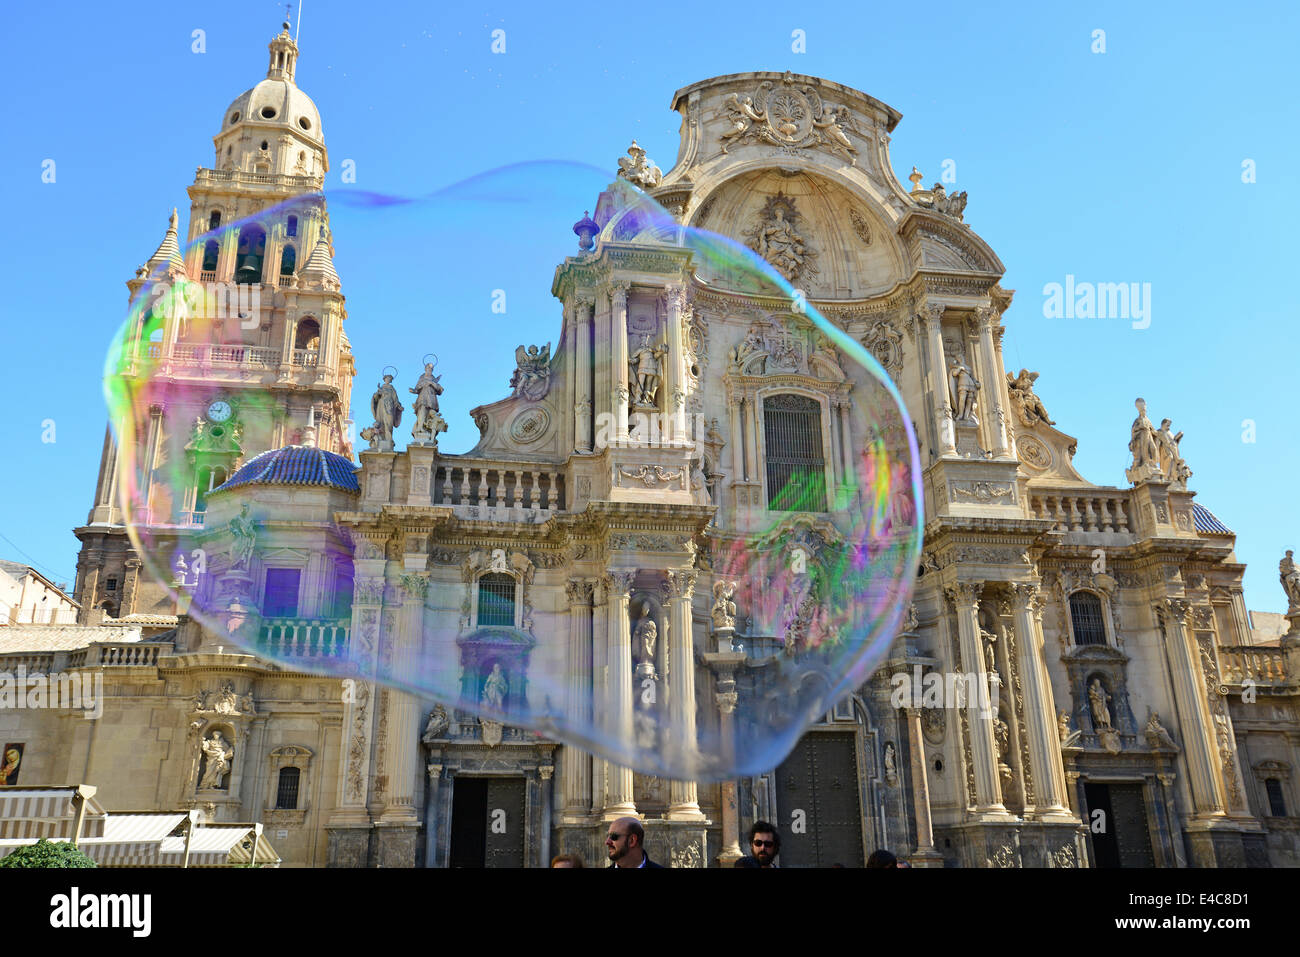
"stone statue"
883,742,897,778
228,504,256,572
1006,369,1055,426
509,343,552,401
1057,709,1071,742
810,331,841,373
746,195,816,284
615,141,662,189
1126,398,1160,483
365,374,403,451
1145,709,1177,749
930,182,968,220
482,664,507,711
213,681,239,715
198,731,234,790
238,692,256,716
947,353,980,422
423,704,449,742
410,363,447,443
633,605,657,664
705,417,724,447
1088,678,1113,730
711,580,737,630
1280,550,1300,611
1155,418,1191,489
629,335,669,408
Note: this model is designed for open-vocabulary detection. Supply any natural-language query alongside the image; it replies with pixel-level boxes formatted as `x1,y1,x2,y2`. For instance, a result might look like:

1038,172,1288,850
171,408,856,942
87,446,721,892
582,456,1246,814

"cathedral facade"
6,26,1300,868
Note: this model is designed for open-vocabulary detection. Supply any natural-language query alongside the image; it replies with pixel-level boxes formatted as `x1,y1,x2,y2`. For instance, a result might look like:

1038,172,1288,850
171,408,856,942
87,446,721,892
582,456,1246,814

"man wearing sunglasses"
734,821,780,868
605,817,663,868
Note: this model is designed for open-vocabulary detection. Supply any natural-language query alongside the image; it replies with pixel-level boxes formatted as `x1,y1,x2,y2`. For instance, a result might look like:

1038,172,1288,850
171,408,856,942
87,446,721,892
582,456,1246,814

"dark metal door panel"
484,777,527,868
775,731,864,867
1109,783,1156,868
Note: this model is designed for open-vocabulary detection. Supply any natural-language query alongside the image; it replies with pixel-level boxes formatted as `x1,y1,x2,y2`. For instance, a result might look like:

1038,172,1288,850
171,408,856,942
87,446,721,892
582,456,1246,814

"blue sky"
0,0,1295,611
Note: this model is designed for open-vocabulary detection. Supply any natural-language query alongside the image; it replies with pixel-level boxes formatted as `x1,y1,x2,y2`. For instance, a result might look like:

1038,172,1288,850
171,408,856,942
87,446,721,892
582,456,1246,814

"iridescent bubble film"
106,162,921,780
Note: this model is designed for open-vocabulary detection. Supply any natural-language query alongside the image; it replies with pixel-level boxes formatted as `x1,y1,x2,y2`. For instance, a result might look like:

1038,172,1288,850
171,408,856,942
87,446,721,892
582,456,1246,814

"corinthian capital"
607,280,631,305
573,292,596,311
399,573,429,601
944,581,984,611
604,569,636,598
565,578,596,606
974,306,999,331
666,568,698,600
1008,581,1041,612
1160,597,1190,623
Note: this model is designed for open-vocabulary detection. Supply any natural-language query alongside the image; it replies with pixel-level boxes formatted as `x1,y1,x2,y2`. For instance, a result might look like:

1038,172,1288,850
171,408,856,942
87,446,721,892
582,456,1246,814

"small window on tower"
105,577,118,592
260,141,269,151
208,211,221,231
201,240,219,273
286,215,298,237
280,245,296,275
298,116,312,131
261,106,277,119
263,569,301,618
229,111,240,124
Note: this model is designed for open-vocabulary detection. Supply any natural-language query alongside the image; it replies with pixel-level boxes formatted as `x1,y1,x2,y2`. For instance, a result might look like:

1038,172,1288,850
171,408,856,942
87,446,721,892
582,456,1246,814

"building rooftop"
215,445,359,495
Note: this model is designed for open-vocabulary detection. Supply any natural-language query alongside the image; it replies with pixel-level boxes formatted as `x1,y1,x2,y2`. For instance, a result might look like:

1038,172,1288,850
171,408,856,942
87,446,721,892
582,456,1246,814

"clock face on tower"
206,400,233,423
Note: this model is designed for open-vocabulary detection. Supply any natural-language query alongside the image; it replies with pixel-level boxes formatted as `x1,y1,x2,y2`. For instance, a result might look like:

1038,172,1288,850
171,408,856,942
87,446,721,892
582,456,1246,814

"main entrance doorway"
1083,781,1156,867
774,731,865,867
448,776,527,868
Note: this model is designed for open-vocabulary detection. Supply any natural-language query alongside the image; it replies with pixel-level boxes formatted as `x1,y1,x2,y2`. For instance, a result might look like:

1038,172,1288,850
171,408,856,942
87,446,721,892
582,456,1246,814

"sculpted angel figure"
616,141,662,189
1007,369,1055,426
719,93,765,152
199,731,234,790
510,343,552,400
812,106,857,161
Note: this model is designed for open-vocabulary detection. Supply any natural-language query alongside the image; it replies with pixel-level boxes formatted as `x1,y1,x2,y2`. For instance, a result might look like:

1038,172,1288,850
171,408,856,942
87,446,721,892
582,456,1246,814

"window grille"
1266,778,1287,817
1069,592,1107,645
477,574,516,627
763,394,827,512
275,767,301,809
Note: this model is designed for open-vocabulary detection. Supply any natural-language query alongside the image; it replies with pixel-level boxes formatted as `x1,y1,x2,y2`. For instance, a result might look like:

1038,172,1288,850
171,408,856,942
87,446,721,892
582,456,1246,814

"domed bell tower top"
267,21,298,82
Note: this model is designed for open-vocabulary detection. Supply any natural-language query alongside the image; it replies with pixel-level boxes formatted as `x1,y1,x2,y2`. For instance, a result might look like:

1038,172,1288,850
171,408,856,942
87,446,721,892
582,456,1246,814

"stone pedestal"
326,825,371,867
373,823,419,868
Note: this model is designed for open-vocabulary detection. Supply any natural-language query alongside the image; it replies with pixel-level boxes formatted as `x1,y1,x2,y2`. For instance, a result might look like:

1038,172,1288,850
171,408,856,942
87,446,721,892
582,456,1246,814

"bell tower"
72,21,356,625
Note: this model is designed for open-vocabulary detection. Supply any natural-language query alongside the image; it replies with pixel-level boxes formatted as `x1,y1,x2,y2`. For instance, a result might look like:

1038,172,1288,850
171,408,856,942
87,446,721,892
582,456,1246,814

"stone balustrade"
90,643,164,668
433,460,565,511
1029,489,1133,534
0,653,57,674
1217,645,1289,687
194,167,324,191
258,618,351,659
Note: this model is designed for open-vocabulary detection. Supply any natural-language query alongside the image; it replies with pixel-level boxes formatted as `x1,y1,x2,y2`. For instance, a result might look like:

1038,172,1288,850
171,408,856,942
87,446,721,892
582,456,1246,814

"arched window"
294,317,320,351
280,244,296,275
193,466,228,515
477,573,516,627
286,215,298,237
763,394,827,511
1266,778,1287,817
275,767,301,809
1069,591,1107,645
208,210,221,231
234,225,266,284
201,240,220,274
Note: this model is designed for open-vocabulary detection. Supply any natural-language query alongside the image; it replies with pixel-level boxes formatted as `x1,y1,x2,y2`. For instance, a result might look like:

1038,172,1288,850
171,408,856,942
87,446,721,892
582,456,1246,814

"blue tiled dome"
215,445,360,494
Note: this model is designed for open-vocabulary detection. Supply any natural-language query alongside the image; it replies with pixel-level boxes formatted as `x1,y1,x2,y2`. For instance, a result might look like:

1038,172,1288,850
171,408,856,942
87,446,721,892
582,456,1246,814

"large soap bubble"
106,160,921,780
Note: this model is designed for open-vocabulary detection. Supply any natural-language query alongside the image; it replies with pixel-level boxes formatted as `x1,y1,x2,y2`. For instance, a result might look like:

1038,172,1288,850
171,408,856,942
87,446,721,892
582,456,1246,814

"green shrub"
0,838,98,868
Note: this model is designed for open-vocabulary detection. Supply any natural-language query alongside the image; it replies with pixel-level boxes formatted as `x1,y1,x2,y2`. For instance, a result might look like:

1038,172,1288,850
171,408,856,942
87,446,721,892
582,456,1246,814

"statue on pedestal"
198,731,234,790
509,343,552,401
410,362,447,443
1280,550,1300,612
363,374,403,451
947,353,980,422
1155,418,1191,489
1126,398,1160,483
482,663,508,712
1088,678,1113,730
629,335,669,408
228,503,256,572
633,605,657,665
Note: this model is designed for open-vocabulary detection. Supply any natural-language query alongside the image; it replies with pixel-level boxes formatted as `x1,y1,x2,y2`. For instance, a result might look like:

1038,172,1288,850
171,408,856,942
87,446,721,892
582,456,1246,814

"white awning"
0,787,106,839
158,826,281,867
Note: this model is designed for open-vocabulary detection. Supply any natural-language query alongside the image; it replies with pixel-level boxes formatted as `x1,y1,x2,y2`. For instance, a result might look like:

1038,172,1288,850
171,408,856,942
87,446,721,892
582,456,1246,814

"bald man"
605,817,664,869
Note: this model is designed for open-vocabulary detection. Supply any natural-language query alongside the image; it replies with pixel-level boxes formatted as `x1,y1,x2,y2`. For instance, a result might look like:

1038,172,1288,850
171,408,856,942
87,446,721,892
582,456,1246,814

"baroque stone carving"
1006,369,1054,427
1016,435,1051,471
619,465,684,487
861,318,903,374
1155,418,1192,490
947,352,980,423
745,193,817,284
1126,397,1160,484
410,362,448,443
362,374,403,452
508,407,551,445
228,503,257,572
718,74,859,164
629,335,670,409
198,730,234,790
616,140,662,188
711,580,737,630
951,482,1015,505
422,704,449,742
510,343,552,401
848,206,873,245
1281,550,1300,613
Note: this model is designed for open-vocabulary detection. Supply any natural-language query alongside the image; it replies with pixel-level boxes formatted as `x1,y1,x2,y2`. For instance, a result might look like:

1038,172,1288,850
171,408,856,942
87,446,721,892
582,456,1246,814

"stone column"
663,286,687,442
575,293,594,453
380,573,425,825
539,764,554,866
1008,582,1074,820
590,578,608,815
922,304,957,455
746,392,761,486
729,395,746,486
423,763,442,867
666,569,704,820
144,404,165,522
609,283,630,442
561,579,594,820
121,557,143,620
945,582,1006,814
904,707,941,863
1159,597,1227,815
602,570,637,818
331,558,384,827
974,307,1010,456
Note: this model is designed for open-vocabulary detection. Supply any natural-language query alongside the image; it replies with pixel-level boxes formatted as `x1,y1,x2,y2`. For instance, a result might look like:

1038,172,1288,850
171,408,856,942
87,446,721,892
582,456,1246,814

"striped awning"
0,788,106,839
158,826,281,867
78,813,190,866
